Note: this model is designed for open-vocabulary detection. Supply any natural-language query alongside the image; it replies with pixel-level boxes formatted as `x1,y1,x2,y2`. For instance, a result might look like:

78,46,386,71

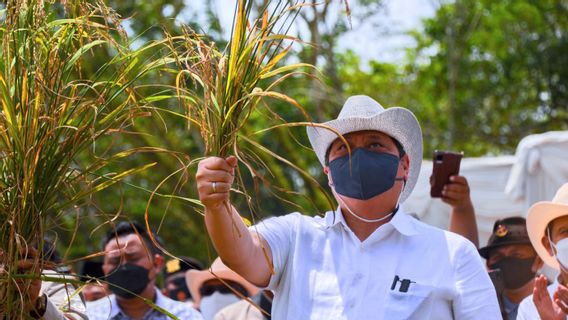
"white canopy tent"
404,131,568,248
505,131,568,212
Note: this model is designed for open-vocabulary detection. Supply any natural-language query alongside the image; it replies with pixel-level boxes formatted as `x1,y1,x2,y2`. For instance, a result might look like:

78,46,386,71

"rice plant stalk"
0,0,155,317
168,0,313,158
151,0,312,247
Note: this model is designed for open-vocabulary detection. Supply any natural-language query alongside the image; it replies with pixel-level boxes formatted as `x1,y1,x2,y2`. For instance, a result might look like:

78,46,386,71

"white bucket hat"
185,257,259,308
527,183,568,269
306,95,423,203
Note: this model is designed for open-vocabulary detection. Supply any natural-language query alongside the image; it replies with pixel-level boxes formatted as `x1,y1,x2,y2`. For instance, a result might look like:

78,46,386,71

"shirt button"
353,273,362,283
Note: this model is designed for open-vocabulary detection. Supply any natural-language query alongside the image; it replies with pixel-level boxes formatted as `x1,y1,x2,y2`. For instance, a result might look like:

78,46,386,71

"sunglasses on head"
199,280,248,298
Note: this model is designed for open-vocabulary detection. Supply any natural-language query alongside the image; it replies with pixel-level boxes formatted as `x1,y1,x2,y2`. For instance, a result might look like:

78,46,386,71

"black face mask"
167,277,191,301
167,287,190,301
106,263,150,299
329,148,401,200
490,257,536,290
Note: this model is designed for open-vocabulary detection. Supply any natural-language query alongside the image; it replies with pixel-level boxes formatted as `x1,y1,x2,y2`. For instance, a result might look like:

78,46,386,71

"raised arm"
443,175,479,247
196,156,272,286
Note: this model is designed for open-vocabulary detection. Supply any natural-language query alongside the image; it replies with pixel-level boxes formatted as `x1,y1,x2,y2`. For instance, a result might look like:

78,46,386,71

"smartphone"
429,150,463,197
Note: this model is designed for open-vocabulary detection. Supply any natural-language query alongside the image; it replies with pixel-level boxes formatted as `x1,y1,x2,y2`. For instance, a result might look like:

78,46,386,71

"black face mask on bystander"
490,257,536,290
106,263,150,299
167,277,192,301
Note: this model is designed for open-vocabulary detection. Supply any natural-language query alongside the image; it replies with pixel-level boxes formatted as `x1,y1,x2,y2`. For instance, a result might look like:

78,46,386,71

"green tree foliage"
408,0,568,155
108,0,186,39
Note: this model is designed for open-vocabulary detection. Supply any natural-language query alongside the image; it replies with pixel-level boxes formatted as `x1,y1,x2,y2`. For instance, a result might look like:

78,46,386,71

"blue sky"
183,0,437,64
338,0,437,63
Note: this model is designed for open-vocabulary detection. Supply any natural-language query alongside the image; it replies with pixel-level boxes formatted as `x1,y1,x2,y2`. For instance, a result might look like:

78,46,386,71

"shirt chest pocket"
382,283,434,320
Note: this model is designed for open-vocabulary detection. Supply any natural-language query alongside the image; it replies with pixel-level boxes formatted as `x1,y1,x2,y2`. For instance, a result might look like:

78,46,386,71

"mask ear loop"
548,229,568,273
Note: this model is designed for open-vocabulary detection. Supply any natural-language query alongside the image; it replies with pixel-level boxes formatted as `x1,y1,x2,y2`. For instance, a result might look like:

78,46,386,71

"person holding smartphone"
429,150,479,247
196,95,501,318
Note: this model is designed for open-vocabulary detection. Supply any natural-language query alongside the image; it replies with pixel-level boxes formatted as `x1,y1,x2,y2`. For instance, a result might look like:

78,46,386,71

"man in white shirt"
195,95,501,319
518,183,568,320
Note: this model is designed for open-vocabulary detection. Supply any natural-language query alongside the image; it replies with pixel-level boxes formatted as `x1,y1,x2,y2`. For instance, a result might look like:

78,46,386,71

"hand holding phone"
430,151,463,198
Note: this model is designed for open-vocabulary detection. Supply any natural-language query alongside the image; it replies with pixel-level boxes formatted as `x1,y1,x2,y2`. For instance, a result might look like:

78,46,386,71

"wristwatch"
30,293,47,319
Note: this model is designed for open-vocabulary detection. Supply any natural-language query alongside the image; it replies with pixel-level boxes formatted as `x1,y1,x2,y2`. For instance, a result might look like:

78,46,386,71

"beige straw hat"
527,183,568,269
306,95,423,202
185,257,259,307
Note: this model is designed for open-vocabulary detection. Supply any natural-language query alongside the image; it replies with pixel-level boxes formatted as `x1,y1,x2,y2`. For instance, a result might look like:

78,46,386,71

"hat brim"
186,267,259,308
306,107,423,203
527,202,568,269
478,240,532,260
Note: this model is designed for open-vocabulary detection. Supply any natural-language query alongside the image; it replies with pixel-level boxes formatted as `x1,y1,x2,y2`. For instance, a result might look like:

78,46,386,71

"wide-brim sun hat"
306,95,423,203
527,183,568,269
185,257,259,308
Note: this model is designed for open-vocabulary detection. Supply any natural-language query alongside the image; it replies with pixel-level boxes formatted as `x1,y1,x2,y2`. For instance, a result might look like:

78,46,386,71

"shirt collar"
109,288,165,319
389,205,420,236
323,206,346,228
323,204,419,237
502,294,519,317
153,288,169,309
108,294,121,318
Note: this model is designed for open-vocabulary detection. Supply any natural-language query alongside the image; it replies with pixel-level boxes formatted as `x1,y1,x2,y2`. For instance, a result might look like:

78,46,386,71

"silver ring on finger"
212,181,217,193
